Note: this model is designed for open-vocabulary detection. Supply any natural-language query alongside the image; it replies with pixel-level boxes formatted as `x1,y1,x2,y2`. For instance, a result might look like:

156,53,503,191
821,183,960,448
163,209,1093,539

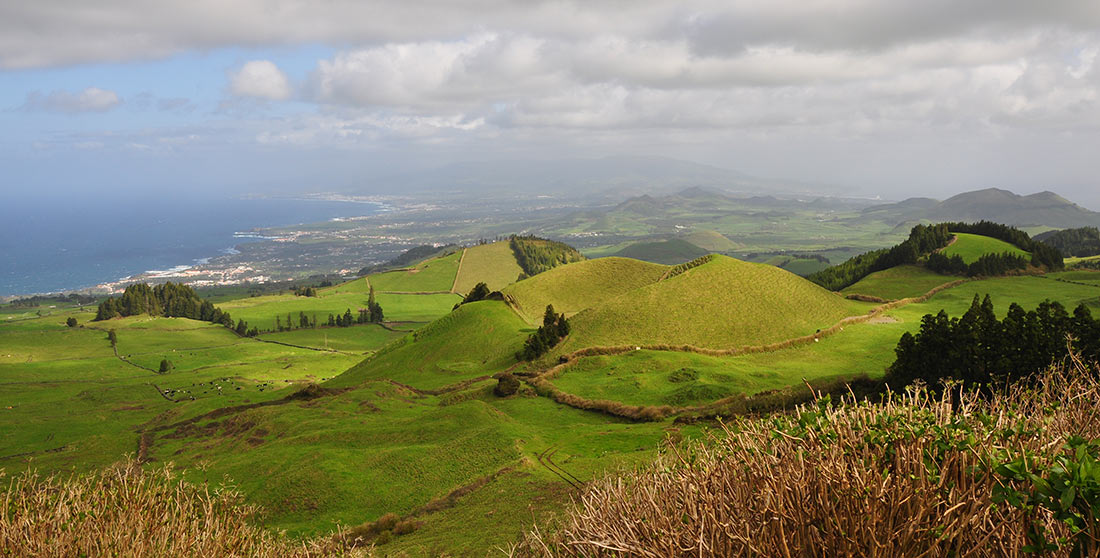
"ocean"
0,197,383,297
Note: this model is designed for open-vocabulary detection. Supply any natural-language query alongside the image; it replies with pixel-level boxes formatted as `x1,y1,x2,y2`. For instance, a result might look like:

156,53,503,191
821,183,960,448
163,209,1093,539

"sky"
1,1,1099,206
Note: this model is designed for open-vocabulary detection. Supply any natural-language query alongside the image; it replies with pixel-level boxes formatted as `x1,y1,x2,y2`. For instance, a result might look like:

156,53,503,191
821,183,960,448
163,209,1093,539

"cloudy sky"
2,1,1099,205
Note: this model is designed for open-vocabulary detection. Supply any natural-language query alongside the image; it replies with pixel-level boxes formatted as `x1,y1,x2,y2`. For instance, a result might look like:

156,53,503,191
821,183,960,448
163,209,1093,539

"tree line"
509,236,586,278
943,221,1063,270
808,222,1064,291
517,305,570,361
807,224,955,290
925,251,1032,277
886,295,1099,391
95,283,234,325
1035,227,1100,258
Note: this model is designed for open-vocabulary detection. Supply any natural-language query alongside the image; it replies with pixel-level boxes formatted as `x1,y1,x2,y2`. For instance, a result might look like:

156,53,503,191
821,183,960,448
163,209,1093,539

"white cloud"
230,60,291,100
22,87,122,113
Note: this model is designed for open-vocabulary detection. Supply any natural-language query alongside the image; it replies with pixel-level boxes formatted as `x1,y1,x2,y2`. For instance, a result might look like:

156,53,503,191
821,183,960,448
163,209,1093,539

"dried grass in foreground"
514,357,1100,557
0,458,370,558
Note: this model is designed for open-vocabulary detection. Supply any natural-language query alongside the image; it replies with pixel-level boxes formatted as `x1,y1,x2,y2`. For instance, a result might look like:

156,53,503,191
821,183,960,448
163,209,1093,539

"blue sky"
2,1,1099,207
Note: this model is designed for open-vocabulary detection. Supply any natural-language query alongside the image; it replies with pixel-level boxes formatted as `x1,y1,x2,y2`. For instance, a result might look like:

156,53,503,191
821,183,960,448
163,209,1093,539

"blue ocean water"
0,197,382,296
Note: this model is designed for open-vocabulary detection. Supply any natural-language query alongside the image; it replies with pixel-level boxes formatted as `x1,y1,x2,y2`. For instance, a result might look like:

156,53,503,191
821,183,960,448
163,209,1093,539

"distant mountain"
354,156,840,200
862,188,1100,228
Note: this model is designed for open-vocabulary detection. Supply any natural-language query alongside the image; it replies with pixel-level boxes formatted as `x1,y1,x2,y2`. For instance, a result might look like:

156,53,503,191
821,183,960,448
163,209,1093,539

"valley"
5,224,1100,555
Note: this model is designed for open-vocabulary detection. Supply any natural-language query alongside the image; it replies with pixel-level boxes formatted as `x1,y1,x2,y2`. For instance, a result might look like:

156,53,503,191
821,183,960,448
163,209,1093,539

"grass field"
503,257,668,323
366,250,461,293
610,238,708,265
545,273,1100,410
943,232,1029,263
8,249,1100,557
451,242,525,294
215,287,460,329
328,300,529,390
561,255,869,352
258,324,407,353
682,229,741,252
841,265,956,300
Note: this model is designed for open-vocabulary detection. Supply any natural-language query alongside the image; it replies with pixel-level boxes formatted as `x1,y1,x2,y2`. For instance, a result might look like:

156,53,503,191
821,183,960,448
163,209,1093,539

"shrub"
0,458,365,557
494,372,521,397
514,359,1100,557
66,317,77,327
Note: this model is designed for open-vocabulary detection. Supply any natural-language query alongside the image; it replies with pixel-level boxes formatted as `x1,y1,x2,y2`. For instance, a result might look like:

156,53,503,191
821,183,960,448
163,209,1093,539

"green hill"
328,300,529,390
451,242,525,295
502,257,668,323
562,255,867,351
610,238,709,265
841,265,957,301
682,230,741,252
942,232,1029,264
366,250,462,292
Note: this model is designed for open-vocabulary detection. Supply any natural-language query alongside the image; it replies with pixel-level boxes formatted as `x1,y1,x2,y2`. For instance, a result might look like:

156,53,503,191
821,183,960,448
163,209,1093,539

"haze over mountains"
860,188,1100,228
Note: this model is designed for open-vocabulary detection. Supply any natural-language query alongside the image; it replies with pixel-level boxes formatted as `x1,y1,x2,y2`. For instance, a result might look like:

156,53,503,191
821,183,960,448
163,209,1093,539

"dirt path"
449,248,468,294
537,445,583,489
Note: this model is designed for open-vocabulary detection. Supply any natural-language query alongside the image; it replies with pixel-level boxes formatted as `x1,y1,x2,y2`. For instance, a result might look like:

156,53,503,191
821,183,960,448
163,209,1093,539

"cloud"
22,87,122,113
230,60,291,100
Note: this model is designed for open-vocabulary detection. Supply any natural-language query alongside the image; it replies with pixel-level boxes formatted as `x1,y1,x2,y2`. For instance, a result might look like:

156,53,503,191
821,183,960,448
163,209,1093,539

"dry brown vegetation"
0,458,369,558
514,357,1100,557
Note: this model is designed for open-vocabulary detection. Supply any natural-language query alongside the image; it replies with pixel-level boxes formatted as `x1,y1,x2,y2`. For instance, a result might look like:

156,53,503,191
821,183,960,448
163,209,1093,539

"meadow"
451,242,525,294
6,237,1100,556
366,250,462,293
943,232,1030,263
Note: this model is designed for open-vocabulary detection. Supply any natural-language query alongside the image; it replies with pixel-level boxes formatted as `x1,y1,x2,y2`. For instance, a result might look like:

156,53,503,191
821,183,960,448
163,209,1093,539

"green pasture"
561,255,869,352
503,257,667,323
366,250,461,293
215,288,459,330
545,273,1100,410
329,300,529,391
259,324,406,353
943,232,1029,263
452,242,525,294
841,265,956,300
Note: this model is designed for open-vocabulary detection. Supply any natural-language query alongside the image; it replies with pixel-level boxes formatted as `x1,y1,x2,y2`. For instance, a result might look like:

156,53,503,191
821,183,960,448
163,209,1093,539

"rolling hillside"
942,232,1029,264
328,300,529,390
561,255,868,351
841,265,956,300
502,257,668,323
451,242,525,294
862,188,1100,228
366,250,462,292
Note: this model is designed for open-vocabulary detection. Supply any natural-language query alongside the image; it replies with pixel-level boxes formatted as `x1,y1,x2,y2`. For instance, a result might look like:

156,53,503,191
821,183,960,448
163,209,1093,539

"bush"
66,317,77,327
515,359,1100,557
494,372,521,397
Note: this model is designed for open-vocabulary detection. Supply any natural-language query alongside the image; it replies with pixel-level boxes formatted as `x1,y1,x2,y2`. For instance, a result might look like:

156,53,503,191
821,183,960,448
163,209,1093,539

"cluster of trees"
94,282,235,327
454,282,505,310
925,251,1032,277
509,236,585,278
9,293,97,308
1036,227,1100,258
517,305,570,361
943,221,1063,270
886,295,1099,390
809,222,1065,291
808,224,955,290
273,312,317,332
327,286,384,327
292,286,319,297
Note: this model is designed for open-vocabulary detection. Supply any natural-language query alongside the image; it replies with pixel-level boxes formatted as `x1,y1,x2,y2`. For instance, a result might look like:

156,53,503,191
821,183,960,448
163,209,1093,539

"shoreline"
1,197,394,302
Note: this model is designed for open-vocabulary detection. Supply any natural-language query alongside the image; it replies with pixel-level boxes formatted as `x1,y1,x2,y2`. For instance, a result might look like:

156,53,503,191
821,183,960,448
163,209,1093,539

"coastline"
1,196,392,302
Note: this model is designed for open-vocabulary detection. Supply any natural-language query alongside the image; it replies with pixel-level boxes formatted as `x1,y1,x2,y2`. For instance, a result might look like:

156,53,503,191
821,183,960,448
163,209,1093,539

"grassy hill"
942,232,1029,264
561,255,867,351
328,300,529,391
366,250,461,292
451,242,525,295
682,229,741,252
841,265,956,300
502,257,668,323
861,188,1100,228
610,238,709,265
